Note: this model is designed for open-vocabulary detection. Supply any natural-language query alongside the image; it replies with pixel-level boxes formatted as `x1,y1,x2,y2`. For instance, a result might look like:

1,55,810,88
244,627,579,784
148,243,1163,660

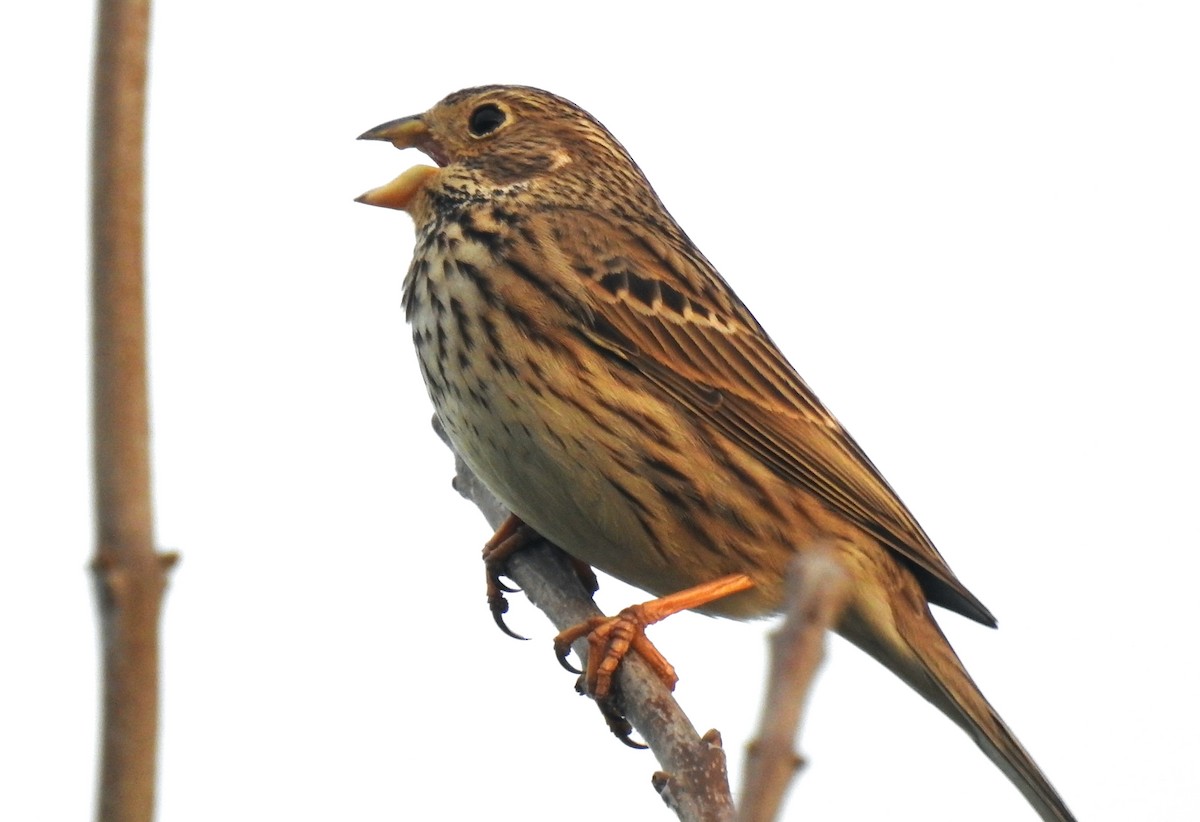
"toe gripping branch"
482,514,537,640
481,514,754,750
553,574,755,747
482,514,599,640
552,574,754,700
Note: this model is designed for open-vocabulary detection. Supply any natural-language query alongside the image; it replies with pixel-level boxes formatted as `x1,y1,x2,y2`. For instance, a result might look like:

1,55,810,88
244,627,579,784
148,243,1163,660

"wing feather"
525,208,995,626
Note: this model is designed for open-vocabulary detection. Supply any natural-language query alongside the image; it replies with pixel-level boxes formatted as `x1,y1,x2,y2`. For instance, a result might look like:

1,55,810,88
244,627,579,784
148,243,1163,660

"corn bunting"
357,85,1075,822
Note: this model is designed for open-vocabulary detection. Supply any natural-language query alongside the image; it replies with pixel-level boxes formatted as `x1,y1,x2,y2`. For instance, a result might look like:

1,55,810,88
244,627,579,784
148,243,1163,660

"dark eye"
468,104,507,136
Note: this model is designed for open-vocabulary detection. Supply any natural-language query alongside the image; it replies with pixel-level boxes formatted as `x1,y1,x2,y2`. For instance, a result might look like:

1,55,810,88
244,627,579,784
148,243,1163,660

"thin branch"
738,549,850,822
438,419,736,822
91,1,175,821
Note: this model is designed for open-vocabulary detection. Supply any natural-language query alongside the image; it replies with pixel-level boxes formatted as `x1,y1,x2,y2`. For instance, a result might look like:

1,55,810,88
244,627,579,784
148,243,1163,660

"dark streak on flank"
601,473,668,562
709,437,788,522
652,481,725,558
541,379,619,440
448,297,474,351
644,456,689,484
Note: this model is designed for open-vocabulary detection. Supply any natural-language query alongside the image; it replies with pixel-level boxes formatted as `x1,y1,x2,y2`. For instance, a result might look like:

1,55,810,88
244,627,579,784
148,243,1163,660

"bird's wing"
526,207,995,626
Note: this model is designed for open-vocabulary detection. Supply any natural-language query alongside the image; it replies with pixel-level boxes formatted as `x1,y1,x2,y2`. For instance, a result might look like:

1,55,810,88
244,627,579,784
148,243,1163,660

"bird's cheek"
355,164,440,214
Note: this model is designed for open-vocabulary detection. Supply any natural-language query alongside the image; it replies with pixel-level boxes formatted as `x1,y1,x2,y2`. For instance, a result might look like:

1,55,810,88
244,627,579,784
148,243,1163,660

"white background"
3,2,1198,820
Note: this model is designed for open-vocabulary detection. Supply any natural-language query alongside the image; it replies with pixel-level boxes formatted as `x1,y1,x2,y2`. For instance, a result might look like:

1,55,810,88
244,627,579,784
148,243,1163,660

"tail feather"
911,636,1075,822
838,599,1076,822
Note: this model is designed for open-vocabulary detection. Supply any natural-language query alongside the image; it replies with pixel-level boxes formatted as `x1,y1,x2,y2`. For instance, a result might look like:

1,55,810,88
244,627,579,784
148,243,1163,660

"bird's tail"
839,605,1076,822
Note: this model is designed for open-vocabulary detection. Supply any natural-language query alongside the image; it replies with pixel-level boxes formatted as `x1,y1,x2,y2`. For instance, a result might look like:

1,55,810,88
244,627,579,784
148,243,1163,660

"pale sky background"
3,2,1198,820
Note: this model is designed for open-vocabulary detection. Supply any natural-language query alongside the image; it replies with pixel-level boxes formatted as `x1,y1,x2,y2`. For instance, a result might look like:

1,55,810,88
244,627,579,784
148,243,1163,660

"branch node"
652,770,671,795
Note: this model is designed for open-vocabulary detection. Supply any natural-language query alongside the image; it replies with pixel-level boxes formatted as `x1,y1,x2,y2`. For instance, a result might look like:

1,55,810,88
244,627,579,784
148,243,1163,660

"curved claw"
486,554,529,640
491,604,529,641
614,726,649,750
595,693,648,749
494,578,521,594
556,644,583,674
482,514,540,638
487,579,528,641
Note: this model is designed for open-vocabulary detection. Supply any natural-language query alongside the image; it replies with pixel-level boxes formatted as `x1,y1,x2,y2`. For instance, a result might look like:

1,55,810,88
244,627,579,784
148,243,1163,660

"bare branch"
437,419,736,822
91,1,175,820
738,549,850,822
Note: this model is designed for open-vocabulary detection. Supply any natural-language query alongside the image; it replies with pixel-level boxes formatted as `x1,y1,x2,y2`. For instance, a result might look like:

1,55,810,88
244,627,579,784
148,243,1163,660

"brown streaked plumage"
357,85,1075,821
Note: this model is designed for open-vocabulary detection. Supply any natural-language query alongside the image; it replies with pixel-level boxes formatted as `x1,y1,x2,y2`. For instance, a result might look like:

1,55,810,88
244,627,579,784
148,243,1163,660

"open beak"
354,165,439,212
356,114,442,212
357,115,429,149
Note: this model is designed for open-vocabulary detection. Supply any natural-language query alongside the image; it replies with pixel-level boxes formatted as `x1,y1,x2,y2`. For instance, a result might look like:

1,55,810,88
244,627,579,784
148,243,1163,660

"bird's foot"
483,513,600,639
554,573,755,699
482,513,541,639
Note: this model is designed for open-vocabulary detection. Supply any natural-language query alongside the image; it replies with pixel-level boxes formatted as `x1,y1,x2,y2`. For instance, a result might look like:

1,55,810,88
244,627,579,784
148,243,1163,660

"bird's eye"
468,104,507,137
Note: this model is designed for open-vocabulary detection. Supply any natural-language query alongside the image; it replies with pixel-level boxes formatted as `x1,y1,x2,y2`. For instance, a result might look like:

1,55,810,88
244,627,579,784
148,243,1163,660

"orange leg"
554,574,755,699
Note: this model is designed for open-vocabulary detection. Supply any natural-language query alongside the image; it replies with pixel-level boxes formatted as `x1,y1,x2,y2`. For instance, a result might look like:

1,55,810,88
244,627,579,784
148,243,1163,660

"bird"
356,85,1076,821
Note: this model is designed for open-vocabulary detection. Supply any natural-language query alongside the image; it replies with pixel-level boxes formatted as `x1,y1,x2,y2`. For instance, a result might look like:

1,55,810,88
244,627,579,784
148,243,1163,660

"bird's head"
356,85,648,215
